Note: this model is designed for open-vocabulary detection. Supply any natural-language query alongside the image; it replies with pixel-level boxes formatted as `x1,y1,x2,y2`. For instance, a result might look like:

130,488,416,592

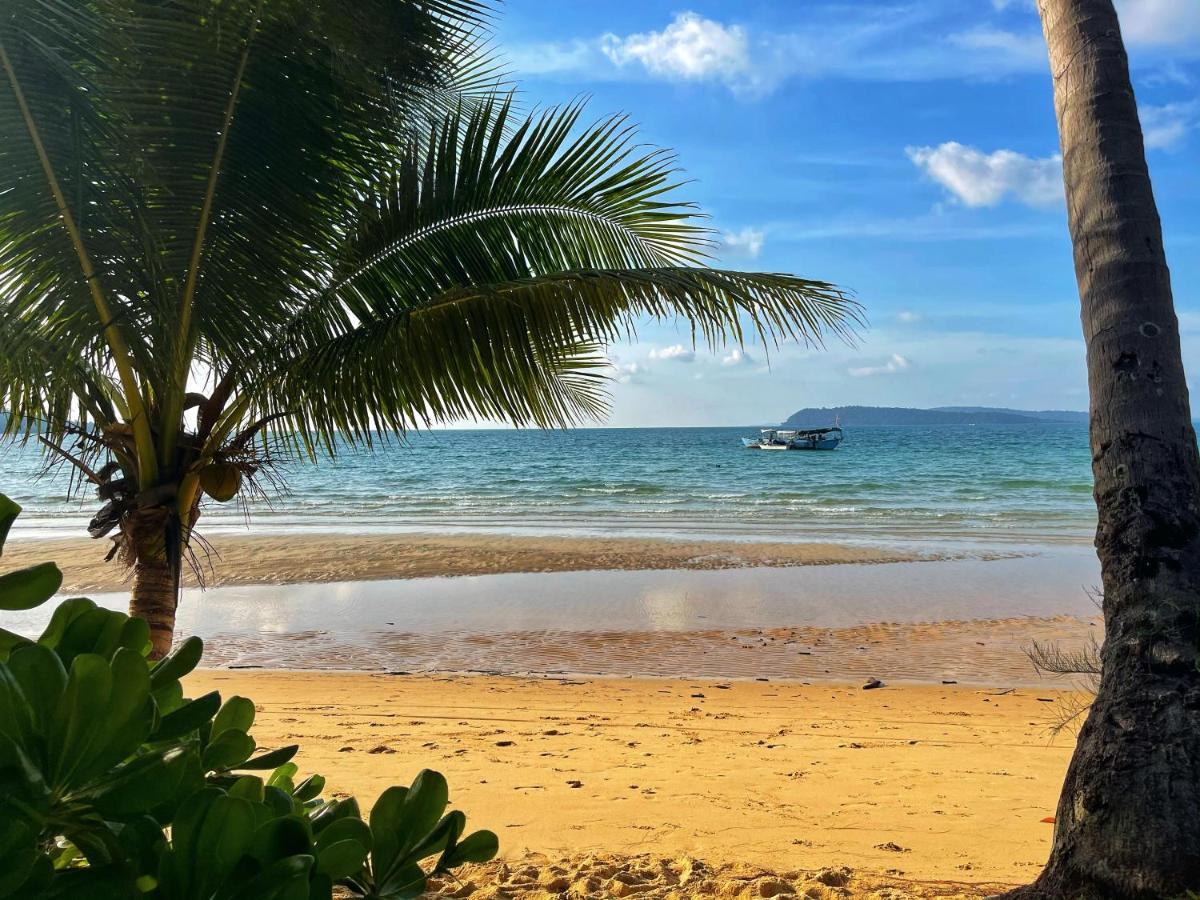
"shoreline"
187,670,1078,896
6,531,973,593
194,614,1098,687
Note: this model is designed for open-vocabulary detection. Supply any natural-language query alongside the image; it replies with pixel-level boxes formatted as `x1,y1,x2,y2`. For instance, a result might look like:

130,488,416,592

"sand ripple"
200,615,1098,686
425,854,1010,899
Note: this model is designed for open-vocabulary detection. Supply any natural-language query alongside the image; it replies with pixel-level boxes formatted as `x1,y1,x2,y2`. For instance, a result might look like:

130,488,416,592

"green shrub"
0,494,498,898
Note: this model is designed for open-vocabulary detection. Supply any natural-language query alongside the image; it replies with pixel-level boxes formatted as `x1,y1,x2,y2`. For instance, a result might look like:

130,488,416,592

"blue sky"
486,0,1200,426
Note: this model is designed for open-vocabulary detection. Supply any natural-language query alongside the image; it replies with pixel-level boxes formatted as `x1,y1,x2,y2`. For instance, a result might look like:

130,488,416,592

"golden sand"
187,671,1080,898
10,532,957,594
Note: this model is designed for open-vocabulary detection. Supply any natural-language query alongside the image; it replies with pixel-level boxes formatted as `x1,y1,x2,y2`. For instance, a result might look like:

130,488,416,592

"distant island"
783,405,1089,427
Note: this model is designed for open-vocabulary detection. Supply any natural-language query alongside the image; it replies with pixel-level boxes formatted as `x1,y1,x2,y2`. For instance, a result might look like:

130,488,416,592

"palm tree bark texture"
1005,1,1200,896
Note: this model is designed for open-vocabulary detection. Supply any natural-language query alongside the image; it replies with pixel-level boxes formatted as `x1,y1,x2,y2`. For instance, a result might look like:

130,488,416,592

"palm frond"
269,267,858,444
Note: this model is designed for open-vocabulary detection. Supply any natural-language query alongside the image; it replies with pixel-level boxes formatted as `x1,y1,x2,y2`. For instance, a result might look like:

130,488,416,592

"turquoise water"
1,425,1095,544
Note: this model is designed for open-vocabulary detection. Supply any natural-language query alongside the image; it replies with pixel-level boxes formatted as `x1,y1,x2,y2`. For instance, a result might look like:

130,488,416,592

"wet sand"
10,532,962,593
196,615,1097,686
189,671,1079,898
4,552,1102,685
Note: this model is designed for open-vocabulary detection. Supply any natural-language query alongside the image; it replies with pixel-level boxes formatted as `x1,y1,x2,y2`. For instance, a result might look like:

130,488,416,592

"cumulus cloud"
610,361,644,384
649,344,696,362
720,227,765,259
601,13,750,85
849,354,912,378
1141,100,1199,149
907,142,1063,208
721,348,754,367
1115,0,1200,47
897,310,921,323
512,3,1200,98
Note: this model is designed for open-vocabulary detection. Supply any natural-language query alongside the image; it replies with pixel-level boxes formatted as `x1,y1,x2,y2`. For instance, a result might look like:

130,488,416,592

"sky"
483,0,1200,427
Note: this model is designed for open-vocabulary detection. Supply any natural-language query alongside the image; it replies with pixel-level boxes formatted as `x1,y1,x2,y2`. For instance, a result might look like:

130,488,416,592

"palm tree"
1005,1,1200,896
0,1,859,656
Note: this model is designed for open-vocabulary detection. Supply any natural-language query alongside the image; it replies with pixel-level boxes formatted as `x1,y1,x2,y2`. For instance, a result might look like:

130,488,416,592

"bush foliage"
0,493,497,898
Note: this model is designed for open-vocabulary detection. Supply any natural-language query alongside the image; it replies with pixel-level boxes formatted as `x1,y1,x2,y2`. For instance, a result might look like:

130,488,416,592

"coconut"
199,463,242,503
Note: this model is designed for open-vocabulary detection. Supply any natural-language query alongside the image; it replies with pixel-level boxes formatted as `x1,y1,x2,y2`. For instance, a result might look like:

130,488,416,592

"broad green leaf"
212,696,255,738
227,775,265,803
314,816,371,855
441,829,499,868
410,810,464,863
310,797,361,835
85,648,155,774
6,643,67,735
86,749,187,817
394,770,449,859
38,598,98,650
202,728,256,772
57,607,126,664
249,815,311,866
117,617,152,658
316,837,368,879
236,744,299,771
152,692,220,742
377,861,428,899
113,815,165,879
0,495,19,555
368,785,409,877
266,762,299,789
49,653,113,785
0,563,62,611
224,855,314,900
293,773,325,802
167,788,221,863
192,794,257,891
149,636,204,689
0,803,42,898
0,666,35,749
0,627,31,658
262,785,296,819
151,679,186,717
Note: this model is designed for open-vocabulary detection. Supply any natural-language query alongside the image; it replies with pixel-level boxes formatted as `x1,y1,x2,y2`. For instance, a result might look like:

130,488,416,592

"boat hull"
790,436,842,451
742,427,843,451
742,437,841,451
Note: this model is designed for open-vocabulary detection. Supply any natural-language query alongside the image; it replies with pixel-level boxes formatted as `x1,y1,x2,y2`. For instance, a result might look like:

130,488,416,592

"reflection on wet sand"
200,615,1097,686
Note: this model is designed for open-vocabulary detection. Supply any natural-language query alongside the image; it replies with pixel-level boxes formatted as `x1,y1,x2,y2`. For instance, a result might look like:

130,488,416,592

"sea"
2,424,1103,680
3,424,1095,547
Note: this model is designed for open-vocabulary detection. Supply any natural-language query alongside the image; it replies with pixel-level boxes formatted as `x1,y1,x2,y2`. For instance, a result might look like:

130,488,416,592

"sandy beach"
9,527,1094,894
188,670,1079,898
7,532,946,593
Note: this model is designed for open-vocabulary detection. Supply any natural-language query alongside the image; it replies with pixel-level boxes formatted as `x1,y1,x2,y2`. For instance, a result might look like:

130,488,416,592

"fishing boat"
741,426,843,451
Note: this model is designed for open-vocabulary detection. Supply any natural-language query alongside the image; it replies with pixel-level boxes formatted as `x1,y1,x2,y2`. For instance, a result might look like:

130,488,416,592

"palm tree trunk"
1008,1,1200,896
126,511,180,659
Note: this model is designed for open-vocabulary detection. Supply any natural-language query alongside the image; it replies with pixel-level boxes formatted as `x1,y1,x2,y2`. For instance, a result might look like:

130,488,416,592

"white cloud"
512,3,1200,95
948,26,1045,66
720,226,765,259
907,142,1063,208
897,310,921,323
721,348,754,367
1141,100,1199,149
1116,0,1200,47
849,353,912,377
649,344,696,362
601,13,751,86
610,361,644,384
